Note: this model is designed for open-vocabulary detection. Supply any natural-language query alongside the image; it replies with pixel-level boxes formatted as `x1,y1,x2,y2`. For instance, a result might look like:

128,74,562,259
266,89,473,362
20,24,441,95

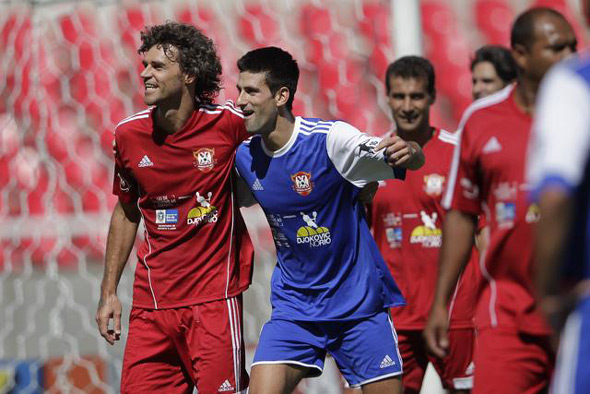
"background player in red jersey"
369,56,476,393
470,45,517,101
95,22,253,393
424,8,576,394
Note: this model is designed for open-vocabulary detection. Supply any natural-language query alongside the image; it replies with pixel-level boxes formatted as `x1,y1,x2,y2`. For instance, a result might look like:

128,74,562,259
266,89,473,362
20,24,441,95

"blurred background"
0,0,588,392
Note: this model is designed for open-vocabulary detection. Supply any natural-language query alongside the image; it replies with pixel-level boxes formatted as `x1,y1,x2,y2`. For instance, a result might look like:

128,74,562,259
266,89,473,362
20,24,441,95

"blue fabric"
235,118,404,321
252,310,402,386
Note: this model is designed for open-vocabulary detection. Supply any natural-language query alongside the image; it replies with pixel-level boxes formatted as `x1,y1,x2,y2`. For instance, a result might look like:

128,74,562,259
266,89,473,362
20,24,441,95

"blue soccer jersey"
235,117,406,321
528,51,590,394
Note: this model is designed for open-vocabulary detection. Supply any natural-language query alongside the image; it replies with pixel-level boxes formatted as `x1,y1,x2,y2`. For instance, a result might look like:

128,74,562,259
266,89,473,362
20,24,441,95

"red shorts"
121,295,248,394
398,328,475,393
473,327,554,394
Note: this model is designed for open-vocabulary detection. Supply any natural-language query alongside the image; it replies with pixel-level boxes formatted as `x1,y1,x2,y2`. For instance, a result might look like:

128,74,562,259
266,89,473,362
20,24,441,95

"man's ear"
184,74,196,85
511,44,528,71
275,87,290,108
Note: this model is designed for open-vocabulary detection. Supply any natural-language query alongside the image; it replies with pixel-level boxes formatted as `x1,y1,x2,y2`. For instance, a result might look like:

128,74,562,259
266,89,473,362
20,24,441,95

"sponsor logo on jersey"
386,227,402,248
525,203,540,223
493,181,518,201
156,209,178,230
150,194,180,208
117,173,131,192
291,171,313,196
138,155,154,167
187,191,218,226
424,174,445,196
357,138,379,156
296,211,331,247
380,354,396,368
410,211,442,248
252,178,264,191
218,379,234,392
495,201,515,228
193,148,216,172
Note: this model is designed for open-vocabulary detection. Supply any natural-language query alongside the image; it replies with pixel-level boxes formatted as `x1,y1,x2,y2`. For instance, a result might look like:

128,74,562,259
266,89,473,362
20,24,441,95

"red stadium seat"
474,0,514,46
358,3,392,45
239,5,280,46
300,4,333,37
421,0,457,38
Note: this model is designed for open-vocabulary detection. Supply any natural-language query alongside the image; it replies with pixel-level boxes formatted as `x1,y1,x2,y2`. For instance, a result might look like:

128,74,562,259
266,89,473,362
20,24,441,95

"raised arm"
423,209,476,358
96,199,141,345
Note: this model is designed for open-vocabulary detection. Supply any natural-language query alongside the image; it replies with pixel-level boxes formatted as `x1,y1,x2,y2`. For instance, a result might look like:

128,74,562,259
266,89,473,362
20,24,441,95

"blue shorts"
252,309,403,388
551,296,590,394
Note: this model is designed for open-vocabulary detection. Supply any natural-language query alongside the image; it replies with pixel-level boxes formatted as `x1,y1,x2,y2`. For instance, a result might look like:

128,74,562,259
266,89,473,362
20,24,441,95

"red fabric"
446,86,551,335
121,296,248,393
473,328,553,394
113,102,254,309
397,328,474,392
371,128,477,330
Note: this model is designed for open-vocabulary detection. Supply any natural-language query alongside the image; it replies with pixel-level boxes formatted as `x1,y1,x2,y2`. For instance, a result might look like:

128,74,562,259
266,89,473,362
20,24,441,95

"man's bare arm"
96,200,141,345
424,209,476,357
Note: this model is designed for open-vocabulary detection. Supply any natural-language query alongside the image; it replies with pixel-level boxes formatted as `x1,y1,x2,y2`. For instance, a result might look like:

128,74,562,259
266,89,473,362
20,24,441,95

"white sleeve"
326,121,405,188
527,64,590,192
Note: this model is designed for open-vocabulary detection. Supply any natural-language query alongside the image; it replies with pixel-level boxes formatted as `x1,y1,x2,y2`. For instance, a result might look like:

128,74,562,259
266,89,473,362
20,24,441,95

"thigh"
249,363,309,394
429,328,475,391
121,308,192,394
474,328,553,394
397,330,429,394
328,310,403,389
185,295,249,394
252,318,326,377
552,298,590,394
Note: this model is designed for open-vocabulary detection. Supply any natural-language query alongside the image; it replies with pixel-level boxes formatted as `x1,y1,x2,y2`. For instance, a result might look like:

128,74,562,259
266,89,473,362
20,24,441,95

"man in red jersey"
369,56,476,393
424,8,577,394
95,22,253,393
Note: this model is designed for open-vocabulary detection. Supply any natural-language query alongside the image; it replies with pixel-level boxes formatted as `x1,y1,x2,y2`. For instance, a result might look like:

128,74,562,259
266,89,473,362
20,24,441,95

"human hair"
470,45,517,84
237,47,299,111
385,56,436,97
138,21,222,105
511,7,568,49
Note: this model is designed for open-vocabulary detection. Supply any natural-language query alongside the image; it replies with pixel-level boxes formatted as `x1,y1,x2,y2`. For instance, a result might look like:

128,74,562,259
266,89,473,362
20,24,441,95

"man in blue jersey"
527,1,590,392
234,46,424,393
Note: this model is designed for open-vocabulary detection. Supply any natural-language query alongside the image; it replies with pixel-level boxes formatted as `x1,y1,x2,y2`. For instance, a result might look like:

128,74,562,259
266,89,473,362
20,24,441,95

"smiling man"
470,45,517,100
368,56,478,393
424,8,577,394
95,22,254,393
234,47,424,394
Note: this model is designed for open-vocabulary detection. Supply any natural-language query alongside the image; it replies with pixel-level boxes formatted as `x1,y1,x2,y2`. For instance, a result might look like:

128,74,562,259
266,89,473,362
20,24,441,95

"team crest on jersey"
291,171,314,196
410,211,442,248
424,174,445,196
193,148,216,172
296,211,331,247
117,173,131,192
187,191,218,226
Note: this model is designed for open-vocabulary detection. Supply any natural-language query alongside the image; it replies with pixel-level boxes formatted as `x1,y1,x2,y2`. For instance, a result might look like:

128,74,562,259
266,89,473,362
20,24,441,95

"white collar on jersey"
260,116,301,158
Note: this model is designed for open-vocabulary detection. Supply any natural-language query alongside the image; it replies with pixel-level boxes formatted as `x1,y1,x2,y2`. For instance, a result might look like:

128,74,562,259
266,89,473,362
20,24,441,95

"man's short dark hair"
385,56,436,97
138,21,222,105
470,45,517,84
511,7,568,49
237,47,299,111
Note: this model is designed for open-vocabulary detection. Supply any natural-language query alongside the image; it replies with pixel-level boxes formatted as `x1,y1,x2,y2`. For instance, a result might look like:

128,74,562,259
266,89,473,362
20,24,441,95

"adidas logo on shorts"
218,379,234,392
380,354,396,368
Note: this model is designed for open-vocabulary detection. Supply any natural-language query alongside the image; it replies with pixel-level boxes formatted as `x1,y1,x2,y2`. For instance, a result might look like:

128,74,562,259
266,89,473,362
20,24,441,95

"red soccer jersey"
370,128,477,330
113,101,254,309
443,86,550,335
